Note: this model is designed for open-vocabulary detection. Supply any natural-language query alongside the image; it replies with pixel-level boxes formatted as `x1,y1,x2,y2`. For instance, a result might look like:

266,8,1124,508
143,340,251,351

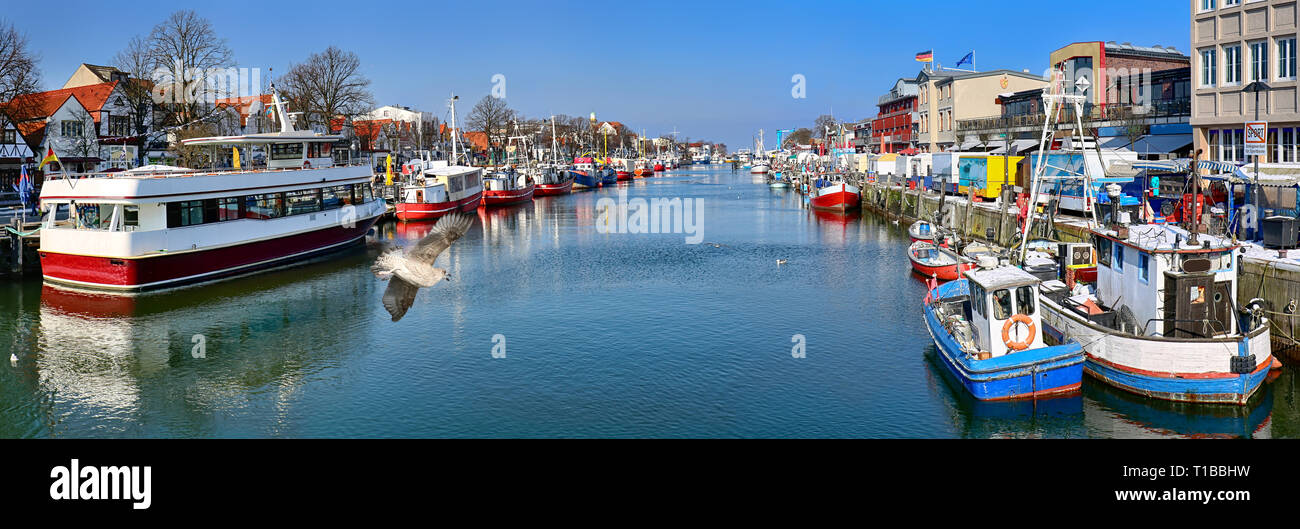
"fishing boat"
612,158,634,180
1037,224,1272,405
923,266,1085,400
909,219,937,243
909,241,975,280
395,164,484,221
481,170,535,207
633,158,653,177
570,157,603,189
534,167,574,196
808,181,860,212
601,164,619,186
1019,71,1272,405
37,87,386,292
653,159,665,172
961,241,1000,261
397,95,483,221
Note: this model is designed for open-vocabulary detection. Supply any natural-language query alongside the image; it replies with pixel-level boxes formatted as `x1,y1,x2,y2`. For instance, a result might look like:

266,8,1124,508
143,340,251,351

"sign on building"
1245,121,1268,156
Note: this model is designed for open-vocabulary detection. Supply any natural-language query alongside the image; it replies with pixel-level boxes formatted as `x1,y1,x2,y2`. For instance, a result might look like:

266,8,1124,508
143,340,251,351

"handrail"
1141,318,1226,338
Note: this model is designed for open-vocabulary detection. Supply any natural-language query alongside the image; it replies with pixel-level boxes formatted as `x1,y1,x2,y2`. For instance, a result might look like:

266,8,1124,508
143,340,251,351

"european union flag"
956,52,975,69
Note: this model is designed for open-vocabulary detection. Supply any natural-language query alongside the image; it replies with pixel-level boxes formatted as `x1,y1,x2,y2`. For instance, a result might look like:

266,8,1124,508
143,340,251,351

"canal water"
1,166,1297,438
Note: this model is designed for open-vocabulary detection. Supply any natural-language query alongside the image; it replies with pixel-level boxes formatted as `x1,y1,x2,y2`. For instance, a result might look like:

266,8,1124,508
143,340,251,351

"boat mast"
448,94,461,165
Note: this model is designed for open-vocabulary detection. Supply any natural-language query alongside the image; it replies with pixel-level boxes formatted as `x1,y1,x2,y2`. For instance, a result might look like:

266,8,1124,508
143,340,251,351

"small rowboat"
909,241,975,281
909,220,936,243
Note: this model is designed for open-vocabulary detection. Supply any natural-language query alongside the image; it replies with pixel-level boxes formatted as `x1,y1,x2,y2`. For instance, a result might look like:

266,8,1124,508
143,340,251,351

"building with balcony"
1192,0,1300,165
872,78,919,154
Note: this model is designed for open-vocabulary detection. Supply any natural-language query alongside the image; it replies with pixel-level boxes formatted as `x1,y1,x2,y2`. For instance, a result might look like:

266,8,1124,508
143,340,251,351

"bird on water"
372,213,475,322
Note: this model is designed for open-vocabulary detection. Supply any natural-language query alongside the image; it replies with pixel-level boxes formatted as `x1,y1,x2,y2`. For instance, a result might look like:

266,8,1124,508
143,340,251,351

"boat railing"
1141,318,1227,339
43,161,373,181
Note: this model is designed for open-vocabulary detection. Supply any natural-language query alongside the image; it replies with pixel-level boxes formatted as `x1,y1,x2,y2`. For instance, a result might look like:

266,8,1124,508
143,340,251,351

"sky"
6,0,1190,150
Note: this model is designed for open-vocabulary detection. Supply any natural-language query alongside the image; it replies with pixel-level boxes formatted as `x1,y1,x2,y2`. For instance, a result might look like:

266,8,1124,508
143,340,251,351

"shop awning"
1097,136,1132,150
958,139,982,151
988,139,1037,154
1128,134,1193,155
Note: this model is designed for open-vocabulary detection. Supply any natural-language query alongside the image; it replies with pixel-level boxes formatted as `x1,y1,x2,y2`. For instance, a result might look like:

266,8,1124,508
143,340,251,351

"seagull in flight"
372,213,475,322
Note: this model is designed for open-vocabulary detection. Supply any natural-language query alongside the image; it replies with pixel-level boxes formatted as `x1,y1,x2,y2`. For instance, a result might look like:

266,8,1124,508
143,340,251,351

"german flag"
37,146,59,170
915,50,934,63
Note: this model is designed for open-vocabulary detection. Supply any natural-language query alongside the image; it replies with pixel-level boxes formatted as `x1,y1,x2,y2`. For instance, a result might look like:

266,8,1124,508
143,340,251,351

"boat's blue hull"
601,169,618,186
925,280,1085,401
569,170,602,189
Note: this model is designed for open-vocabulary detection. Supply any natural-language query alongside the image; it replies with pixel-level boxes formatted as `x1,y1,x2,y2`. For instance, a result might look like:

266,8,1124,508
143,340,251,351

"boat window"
1097,238,1112,267
447,174,463,194
1015,286,1035,316
1114,244,1124,271
271,142,304,160
217,197,242,221
465,171,480,189
1139,253,1149,282
123,206,139,228
992,289,1013,320
972,284,986,319
307,142,332,158
75,203,106,230
321,186,341,210
166,200,205,228
285,188,322,215
245,193,285,219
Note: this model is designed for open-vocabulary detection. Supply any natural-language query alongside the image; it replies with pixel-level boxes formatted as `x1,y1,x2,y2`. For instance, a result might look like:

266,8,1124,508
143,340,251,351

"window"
245,193,285,219
60,120,84,137
1224,44,1241,85
271,142,304,160
1221,128,1244,162
75,203,103,229
973,284,986,319
1279,38,1297,80
285,188,321,215
167,200,205,228
1015,286,1036,316
1200,0,1216,11
1201,48,1218,87
108,115,131,137
1139,253,1150,282
1284,128,1297,163
1114,244,1124,270
992,289,1013,320
217,196,242,221
1,129,14,144
1097,238,1112,267
1251,41,1269,82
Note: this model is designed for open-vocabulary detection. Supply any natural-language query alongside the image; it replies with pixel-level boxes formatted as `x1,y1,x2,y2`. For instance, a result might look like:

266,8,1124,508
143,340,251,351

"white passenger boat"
36,88,386,292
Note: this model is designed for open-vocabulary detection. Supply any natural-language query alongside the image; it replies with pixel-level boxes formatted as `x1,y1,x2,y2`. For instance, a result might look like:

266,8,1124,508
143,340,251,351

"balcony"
956,99,1190,134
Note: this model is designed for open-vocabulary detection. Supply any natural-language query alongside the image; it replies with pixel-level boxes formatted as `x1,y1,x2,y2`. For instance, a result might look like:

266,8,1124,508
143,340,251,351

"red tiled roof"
214,94,275,126
2,81,121,149
462,131,489,151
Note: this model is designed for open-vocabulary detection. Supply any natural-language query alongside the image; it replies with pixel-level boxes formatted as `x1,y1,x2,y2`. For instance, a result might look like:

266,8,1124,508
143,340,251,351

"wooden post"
964,180,977,237
999,186,1012,246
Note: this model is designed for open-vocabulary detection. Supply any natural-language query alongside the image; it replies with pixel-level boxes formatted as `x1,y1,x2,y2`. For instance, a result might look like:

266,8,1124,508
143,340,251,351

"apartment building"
1192,0,1300,165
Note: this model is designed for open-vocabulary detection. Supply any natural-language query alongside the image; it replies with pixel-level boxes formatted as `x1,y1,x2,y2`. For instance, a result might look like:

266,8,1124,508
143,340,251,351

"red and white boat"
534,167,574,196
633,158,653,177
395,164,484,221
809,181,861,212
653,159,665,172
612,158,634,180
908,241,976,281
396,96,484,221
36,89,386,293
908,220,937,243
481,171,535,207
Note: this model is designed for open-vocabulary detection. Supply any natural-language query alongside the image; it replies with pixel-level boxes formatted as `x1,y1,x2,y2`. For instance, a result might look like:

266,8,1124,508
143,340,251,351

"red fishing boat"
395,165,483,221
534,174,574,196
908,241,975,281
633,158,653,177
481,172,535,207
612,158,634,180
809,182,861,212
653,160,665,172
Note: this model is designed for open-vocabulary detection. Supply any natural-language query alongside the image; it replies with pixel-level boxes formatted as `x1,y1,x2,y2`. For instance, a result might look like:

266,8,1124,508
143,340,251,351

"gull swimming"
372,213,475,322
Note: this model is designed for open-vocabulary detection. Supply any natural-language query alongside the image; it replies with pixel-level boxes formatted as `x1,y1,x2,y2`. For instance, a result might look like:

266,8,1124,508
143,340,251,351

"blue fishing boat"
923,266,1085,400
600,165,618,186
569,157,603,189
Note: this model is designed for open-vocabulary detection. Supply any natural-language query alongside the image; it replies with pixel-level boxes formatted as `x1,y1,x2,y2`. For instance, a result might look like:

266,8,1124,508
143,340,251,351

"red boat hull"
810,188,861,212
396,191,483,221
909,257,976,281
654,164,665,172
535,179,574,196
482,184,535,207
39,216,381,292
616,171,633,180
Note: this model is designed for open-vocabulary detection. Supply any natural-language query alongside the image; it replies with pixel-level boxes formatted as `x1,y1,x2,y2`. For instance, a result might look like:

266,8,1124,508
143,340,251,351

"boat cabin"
965,266,1046,358
403,162,482,204
1089,224,1239,338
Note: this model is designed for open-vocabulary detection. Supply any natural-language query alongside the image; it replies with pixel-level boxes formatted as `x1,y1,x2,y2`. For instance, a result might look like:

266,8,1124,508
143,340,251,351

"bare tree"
813,115,837,138
280,46,373,132
114,34,159,165
147,10,234,127
0,19,41,114
465,96,514,163
64,107,101,167
783,128,812,148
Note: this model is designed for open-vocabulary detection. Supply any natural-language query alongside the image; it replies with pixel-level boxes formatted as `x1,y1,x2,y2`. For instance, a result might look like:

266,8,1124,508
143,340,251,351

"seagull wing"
381,276,420,322
409,213,474,263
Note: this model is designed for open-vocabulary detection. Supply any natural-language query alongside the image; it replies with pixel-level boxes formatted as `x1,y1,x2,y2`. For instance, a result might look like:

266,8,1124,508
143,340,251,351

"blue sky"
8,0,1189,149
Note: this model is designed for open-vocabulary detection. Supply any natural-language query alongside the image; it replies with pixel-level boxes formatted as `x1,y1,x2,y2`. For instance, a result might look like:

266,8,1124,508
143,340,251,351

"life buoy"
303,160,312,169
1001,314,1036,351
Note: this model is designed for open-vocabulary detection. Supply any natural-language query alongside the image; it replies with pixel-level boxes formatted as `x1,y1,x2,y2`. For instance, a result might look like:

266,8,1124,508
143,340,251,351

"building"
956,41,1190,159
2,81,140,172
928,69,1047,152
213,94,278,135
871,78,919,154
358,105,435,153
1192,0,1300,165
1,113,35,191
915,69,954,153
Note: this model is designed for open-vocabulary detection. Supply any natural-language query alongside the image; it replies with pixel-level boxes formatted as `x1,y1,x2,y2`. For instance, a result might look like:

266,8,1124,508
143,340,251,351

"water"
1,166,1297,438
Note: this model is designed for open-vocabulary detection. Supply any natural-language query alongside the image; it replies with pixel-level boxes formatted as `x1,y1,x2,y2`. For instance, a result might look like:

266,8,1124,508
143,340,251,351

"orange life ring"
303,160,312,169
1001,314,1036,351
